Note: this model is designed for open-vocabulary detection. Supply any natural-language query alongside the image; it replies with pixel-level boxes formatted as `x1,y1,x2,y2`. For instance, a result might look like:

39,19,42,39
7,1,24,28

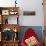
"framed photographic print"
2,10,9,15
23,11,36,16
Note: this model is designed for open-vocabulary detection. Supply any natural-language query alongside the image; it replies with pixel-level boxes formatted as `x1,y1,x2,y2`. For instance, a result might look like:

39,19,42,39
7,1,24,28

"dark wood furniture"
0,7,19,24
0,7,19,46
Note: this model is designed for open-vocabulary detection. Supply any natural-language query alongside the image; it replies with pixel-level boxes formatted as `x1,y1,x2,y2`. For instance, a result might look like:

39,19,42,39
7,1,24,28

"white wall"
0,0,15,7
0,0,44,26
19,0,44,26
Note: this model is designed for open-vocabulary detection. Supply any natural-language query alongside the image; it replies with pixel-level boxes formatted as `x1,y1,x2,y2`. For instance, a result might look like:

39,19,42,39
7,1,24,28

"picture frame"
23,11,36,16
2,10,9,15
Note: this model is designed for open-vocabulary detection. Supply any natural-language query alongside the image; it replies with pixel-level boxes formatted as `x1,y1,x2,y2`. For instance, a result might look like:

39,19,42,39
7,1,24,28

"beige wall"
19,0,44,26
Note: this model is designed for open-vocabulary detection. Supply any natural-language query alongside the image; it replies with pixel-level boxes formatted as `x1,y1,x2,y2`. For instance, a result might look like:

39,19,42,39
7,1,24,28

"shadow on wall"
18,26,43,44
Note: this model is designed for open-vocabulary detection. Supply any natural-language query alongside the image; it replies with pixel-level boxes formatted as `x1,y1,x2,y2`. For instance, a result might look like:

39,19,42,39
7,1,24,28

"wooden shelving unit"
0,7,20,46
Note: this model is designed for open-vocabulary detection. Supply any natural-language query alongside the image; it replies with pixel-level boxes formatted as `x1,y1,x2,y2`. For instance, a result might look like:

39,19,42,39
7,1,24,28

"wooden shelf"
2,40,19,42
0,24,20,32
0,7,19,46
0,7,19,10
0,7,19,24
0,40,19,46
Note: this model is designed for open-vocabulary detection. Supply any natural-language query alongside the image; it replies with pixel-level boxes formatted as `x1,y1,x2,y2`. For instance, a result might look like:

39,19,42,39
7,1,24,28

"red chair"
21,28,41,46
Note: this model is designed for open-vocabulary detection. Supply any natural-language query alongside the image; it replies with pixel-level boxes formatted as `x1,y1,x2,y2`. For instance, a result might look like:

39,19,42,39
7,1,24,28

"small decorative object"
13,28,18,40
14,28,17,32
14,12,18,14
10,11,18,15
5,18,8,24
13,32,18,41
2,10,9,15
10,11,14,15
9,9,18,15
15,0,17,7
2,28,13,41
